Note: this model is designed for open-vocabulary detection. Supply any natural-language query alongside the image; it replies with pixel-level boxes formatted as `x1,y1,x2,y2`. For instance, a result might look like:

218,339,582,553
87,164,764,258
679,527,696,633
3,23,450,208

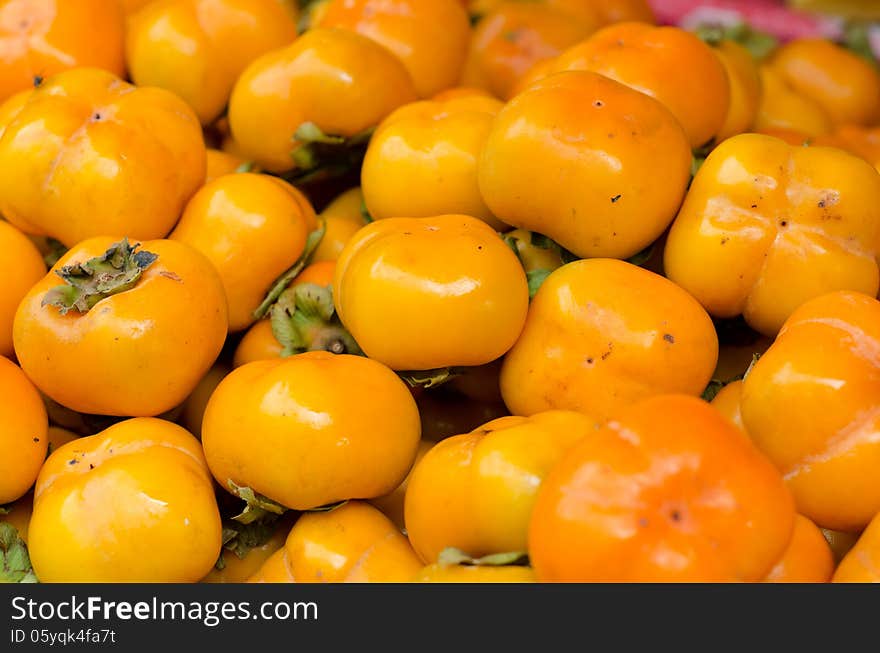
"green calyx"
0,523,37,583
269,282,362,357
437,547,529,568
694,22,779,60
844,21,880,66
253,221,326,321
217,516,281,569
287,122,375,185
42,238,158,315
227,480,287,526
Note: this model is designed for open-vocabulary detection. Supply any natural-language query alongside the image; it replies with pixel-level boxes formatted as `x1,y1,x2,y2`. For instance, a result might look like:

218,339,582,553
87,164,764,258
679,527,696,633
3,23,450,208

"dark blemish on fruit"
670,509,682,522
779,220,788,227
33,75,43,88
159,271,182,282
594,100,604,108
639,518,649,528
720,237,729,245
818,200,825,208
663,334,675,344
68,459,78,465
32,437,39,442
611,195,621,203
477,245,483,251
601,343,613,360
586,357,594,365
750,204,757,209
89,464,95,470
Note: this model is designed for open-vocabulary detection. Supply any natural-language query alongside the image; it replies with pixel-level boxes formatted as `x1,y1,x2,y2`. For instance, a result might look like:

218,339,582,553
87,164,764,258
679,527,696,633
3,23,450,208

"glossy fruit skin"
205,148,245,183
405,411,596,563
714,39,762,142
362,95,506,229
233,319,282,369
203,352,421,510
478,71,691,260
770,38,880,128
529,395,795,582
315,0,470,99
334,215,529,371
126,0,299,125
0,221,44,358
413,564,535,582
228,28,417,172
0,356,48,504
765,515,834,583
665,133,880,337
312,187,367,263
120,0,156,14
232,261,336,368
0,0,125,104
742,291,880,532
369,440,433,530
0,68,205,247
170,173,316,331
248,501,422,582
833,512,880,582
28,418,221,583
710,380,746,434
14,237,228,417
538,22,730,148
754,65,832,137
179,363,230,438
501,259,718,423
461,3,595,101
813,125,880,170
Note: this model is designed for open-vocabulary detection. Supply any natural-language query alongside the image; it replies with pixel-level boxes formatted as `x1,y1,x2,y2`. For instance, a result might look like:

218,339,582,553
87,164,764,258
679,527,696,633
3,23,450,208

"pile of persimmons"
2,0,880,584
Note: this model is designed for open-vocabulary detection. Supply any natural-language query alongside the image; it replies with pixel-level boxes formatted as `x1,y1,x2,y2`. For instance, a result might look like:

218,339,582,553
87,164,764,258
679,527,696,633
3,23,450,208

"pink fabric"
648,0,845,41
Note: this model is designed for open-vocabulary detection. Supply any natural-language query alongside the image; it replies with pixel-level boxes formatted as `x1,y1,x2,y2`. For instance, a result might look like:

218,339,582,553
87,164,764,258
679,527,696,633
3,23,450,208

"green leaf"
217,514,282,569
227,481,287,525
844,21,879,66
694,22,779,60
253,219,326,320
437,547,529,567
701,379,726,403
42,238,158,315
288,123,375,180
398,367,464,390
527,269,552,298
0,523,37,583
